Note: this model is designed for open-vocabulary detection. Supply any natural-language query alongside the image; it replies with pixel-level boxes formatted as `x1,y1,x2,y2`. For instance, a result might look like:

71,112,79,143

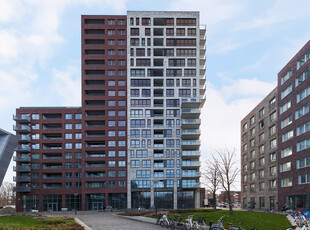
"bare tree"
202,158,220,210
214,148,240,215
0,182,15,207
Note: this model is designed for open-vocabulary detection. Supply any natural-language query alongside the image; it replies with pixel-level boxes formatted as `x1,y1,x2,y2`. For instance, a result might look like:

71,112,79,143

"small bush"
43,217,66,224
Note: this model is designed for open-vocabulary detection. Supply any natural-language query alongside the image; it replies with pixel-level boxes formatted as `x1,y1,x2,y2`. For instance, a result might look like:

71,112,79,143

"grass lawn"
0,215,83,229
168,209,291,230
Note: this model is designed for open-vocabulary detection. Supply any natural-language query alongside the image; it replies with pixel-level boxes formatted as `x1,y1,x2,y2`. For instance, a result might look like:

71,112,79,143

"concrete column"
127,182,132,209
173,182,177,209
195,189,200,208
150,186,155,207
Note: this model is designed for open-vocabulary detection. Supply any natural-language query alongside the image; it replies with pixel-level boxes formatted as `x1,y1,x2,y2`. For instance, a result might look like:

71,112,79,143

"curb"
75,217,93,230
116,214,156,225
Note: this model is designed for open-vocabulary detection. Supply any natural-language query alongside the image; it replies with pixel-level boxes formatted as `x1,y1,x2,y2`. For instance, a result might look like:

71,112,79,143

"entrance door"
92,201,103,211
47,202,58,211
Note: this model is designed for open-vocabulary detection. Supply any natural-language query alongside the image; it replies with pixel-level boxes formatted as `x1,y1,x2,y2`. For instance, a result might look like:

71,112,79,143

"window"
242,144,247,152
250,116,255,125
65,143,72,149
65,114,72,119
75,113,82,119
75,123,82,129
108,90,115,96
108,120,115,127
250,161,255,169
243,123,248,131
280,100,291,114
297,138,310,152
259,145,264,154
270,111,277,122
108,131,115,137
108,141,116,147
65,163,72,168
75,143,82,149
250,128,255,136
250,172,255,181
282,130,294,142
281,115,292,128
118,161,125,167
32,114,39,120
281,177,292,187
297,121,310,136
131,109,143,118
118,131,125,137
297,49,310,70
269,179,276,189
118,141,125,147
259,133,265,142
296,69,309,86
259,182,265,191
65,153,72,159
131,160,140,168
142,129,151,138
259,170,265,179
108,161,116,167
32,153,39,159
297,156,310,169
131,119,145,128
118,121,126,127
142,160,151,168
297,85,310,103
130,140,140,148
269,125,276,136
269,152,276,162
243,175,247,182
270,139,276,149
296,104,309,120
243,164,247,172
299,174,310,184
269,97,276,109
32,134,39,139
75,133,82,139
75,152,82,159
281,69,292,85
259,108,265,118
118,151,126,157
281,84,292,100
270,166,276,176
65,124,72,129
250,150,255,159
32,144,39,149
32,124,39,130
136,170,151,178
281,146,292,158
280,162,291,172
259,157,265,166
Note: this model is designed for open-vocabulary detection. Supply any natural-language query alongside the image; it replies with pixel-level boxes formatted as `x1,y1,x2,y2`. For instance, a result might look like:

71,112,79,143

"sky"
1,0,310,188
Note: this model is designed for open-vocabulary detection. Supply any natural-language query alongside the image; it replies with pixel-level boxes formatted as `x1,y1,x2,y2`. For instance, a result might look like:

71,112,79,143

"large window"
297,156,310,169
281,178,292,187
281,84,292,100
296,104,309,120
297,138,310,152
281,146,292,158
298,174,310,184
296,69,309,86
280,162,291,172
297,121,310,136
281,69,292,85
281,115,292,128
297,49,310,70
282,130,294,142
280,100,291,114
297,86,310,103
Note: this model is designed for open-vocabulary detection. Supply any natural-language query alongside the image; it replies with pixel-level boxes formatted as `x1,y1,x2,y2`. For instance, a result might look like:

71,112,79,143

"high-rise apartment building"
277,40,310,210
241,40,310,210
14,11,206,212
241,88,278,210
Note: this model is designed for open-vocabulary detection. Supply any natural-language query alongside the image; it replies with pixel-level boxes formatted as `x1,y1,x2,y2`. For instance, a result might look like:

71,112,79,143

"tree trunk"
227,190,233,215
213,191,216,210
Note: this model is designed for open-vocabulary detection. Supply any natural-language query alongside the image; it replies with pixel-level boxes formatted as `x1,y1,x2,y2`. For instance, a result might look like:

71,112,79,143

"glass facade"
86,194,105,211
155,191,173,209
286,194,310,210
65,194,81,211
131,192,151,209
177,191,194,209
43,195,62,211
21,195,39,212
108,193,127,209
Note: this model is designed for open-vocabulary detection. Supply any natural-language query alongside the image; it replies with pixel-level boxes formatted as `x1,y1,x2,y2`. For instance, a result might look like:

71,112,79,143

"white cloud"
235,0,310,31
168,0,243,26
50,65,81,106
200,78,276,158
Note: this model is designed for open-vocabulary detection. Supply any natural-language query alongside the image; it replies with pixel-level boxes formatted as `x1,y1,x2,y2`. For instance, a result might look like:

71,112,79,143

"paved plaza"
46,211,162,230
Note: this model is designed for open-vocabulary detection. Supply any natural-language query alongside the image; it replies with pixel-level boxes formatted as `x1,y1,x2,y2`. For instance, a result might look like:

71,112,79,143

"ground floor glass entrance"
86,194,105,211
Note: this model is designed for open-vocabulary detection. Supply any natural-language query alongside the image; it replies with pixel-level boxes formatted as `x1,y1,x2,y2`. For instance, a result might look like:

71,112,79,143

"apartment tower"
14,11,206,211
241,88,278,210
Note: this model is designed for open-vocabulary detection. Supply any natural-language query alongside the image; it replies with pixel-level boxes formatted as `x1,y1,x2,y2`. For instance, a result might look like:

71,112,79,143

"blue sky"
1,0,310,184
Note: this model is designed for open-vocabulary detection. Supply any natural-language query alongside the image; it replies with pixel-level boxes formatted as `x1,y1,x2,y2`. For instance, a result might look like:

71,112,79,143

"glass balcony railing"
14,156,31,162
182,161,201,167
182,150,201,157
182,108,201,114
13,125,30,132
13,176,31,182
18,135,30,143
15,145,31,152
13,166,31,172
182,172,201,178
14,186,31,192
182,119,201,125
182,130,201,135
13,114,30,123
182,182,201,188
182,140,201,146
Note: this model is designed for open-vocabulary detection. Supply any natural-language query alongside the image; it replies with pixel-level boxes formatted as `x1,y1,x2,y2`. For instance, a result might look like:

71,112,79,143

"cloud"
168,0,243,26
200,78,276,158
235,0,310,31
50,65,81,106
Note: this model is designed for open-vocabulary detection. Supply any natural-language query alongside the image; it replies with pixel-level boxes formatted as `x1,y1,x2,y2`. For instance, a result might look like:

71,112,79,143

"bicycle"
209,215,227,230
184,215,200,230
158,213,174,229
170,214,185,230
196,217,209,230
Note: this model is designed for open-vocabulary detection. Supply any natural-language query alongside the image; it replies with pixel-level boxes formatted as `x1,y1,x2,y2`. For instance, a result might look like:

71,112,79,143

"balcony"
13,125,30,133
15,145,31,152
182,129,201,136
182,172,201,178
13,114,30,123
14,156,31,162
181,119,201,129
43,164,62,169
200,85,206,95
18,135,30,143
13,176,31,182
13,166,31,172
182,182,201,188
200,25,206,36
182,140,201,149
181,108,200,118
14,186,31,192
182,150,201,158
182,161,201,168
200,67,206,75
200,74,206,85
199,38,206,46
181,98,203,108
